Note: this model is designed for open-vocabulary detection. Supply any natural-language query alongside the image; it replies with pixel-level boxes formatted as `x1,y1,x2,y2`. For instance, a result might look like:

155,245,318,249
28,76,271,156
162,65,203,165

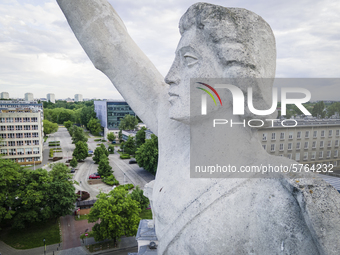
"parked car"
112,141,116,144
70,168,75,173
89,174,101,179
129,159,137,164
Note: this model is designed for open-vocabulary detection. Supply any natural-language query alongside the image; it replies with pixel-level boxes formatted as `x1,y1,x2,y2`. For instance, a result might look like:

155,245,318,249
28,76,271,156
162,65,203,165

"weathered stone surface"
57,1,340,254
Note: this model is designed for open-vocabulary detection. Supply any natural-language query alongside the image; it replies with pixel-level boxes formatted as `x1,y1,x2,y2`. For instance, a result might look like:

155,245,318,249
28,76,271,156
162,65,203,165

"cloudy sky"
0,0,339,100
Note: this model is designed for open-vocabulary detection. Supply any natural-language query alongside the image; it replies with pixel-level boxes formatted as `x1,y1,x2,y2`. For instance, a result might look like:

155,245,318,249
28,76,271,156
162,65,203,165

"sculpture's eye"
184,53,198,67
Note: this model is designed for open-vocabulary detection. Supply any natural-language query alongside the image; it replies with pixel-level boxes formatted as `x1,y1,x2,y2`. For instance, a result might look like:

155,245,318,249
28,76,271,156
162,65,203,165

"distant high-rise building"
47,93,55,103
0,92,9,99
24,93,34,101
74,94,83,102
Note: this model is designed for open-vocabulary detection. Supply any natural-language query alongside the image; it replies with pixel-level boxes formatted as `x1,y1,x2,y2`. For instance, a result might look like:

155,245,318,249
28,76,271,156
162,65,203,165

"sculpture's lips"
168,92,179,103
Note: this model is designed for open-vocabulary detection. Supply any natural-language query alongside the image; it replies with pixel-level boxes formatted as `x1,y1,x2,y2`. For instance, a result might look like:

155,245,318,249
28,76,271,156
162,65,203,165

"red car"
89,173,101,179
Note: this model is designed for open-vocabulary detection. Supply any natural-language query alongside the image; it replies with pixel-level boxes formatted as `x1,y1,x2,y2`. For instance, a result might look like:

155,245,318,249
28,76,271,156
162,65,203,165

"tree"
108,145,115,154
43,119,58,136
118,129,123,142
72,126,88,144
100,144,109,157
87,117,102,135
118,114,138,130
63,120,73,129
93,147,105,164
0,159,21,228
135,134,158,174
70,157,78,168
97,154,112,177
107,132,116,142
88,189,141,245
123,136,136,155
80,105,96,128
135,127,146,149
73,141,88,161
130,186,149,210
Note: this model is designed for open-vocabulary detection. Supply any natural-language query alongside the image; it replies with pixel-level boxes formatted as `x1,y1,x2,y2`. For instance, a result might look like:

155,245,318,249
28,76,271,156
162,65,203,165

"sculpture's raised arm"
57,0,168,134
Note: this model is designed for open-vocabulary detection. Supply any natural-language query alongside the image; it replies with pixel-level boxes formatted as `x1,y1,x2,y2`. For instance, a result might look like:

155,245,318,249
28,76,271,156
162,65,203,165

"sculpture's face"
165,28,224,123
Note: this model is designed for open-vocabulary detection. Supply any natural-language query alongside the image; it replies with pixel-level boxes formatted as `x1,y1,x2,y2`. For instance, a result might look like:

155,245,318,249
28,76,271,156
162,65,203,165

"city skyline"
0,0,339,99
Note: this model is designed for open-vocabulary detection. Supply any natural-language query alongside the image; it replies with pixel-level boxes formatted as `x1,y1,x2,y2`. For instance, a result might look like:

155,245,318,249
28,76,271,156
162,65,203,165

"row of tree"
0,160,77,229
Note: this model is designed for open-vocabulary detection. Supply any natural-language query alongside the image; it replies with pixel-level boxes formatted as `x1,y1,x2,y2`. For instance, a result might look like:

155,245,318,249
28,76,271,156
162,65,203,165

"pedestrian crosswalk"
319,174,340,191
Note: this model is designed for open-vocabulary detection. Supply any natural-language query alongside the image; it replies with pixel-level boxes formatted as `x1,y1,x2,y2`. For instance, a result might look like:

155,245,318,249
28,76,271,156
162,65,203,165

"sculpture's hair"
179,3,278,121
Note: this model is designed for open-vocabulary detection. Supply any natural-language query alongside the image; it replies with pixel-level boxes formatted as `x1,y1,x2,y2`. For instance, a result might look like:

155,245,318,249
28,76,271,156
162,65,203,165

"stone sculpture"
57,1,340,254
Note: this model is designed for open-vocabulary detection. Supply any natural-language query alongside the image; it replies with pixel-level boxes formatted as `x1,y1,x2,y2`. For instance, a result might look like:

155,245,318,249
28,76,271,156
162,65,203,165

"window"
287,154,292,159
0,126,5,131
0,118,5,123
327,140,332,148
329,130,333,137
0,141,7,147
271,133,276,140
312,141,316,148
25,140,32,146
319,151,323,158
271,144,275,152
297,131,301,139
262,145,266,150
320,141,324,148
335,140,339,147
15,117,22,122
33,140,39,145
16,133,23,138
262,133,267,141
7,133,15,138
311,151,316,159
31,117,38,122
26,158,32,162
8,149,16,155
288,143,292,150
303,152,308,160
17,148,24,155
24,133,31,138
34,157,40,161
1,149,7,155
334,161,338,166
32,132,39,138
304,142,309,149
8,141,15,146
321,130,325,137
32,125,38,130
327,150,331,158
336,130,340,136
334,150,338,158
279,144,284,151
280,133,285,140
17,158,25,163
23,117,30,122
24,125,31,130
16,141,24,146
296,142,301,150
288,132,293,140
7,125,14,131
295,153,300,161
25,148,32,154
6,117,13,123
0,134,6,139
33,147,40,154
15,125,23,130
305,131,309,138
313,130,317,138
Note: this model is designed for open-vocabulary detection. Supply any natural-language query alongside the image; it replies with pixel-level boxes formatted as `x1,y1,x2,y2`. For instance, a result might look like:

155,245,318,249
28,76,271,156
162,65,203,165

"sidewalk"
0,240,62,255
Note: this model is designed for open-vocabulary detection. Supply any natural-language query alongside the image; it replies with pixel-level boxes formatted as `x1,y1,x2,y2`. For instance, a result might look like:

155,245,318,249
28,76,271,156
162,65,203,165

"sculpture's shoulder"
280,175,340,254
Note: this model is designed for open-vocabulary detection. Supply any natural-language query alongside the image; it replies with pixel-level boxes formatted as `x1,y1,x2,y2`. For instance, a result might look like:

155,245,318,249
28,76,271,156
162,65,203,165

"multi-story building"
94,100,135,138
0,100,43,110
74,94,83,102
0,92,9,99
0,109,44,165
24,93,34,101
47,93,55,103
258,119,340,169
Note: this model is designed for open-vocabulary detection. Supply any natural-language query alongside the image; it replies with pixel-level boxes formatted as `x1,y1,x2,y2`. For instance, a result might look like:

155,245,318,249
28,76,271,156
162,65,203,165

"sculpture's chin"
169,109,190,125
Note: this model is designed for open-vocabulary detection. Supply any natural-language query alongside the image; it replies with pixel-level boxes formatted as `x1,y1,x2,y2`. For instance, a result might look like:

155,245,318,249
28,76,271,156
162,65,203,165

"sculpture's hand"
57,0,168,134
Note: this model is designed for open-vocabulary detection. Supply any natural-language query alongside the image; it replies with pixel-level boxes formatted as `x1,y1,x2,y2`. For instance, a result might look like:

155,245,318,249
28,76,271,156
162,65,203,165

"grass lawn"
75,214,89,221
140,208,153,219
0,219,60,249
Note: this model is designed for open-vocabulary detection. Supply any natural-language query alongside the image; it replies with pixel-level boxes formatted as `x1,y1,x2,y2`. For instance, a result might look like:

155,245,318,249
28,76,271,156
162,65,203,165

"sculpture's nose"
165,60,180,86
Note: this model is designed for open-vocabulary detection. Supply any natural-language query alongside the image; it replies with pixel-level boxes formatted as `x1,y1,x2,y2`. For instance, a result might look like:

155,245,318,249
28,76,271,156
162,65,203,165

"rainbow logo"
196,82,222,106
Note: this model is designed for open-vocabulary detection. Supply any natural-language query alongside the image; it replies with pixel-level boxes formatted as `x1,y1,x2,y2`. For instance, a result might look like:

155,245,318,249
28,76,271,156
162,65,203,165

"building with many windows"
24,93,34,101
94,100,135,138
258,119,340,169
47,93,55,103
0,109,44,165
74,94,83,102
0,92,9,99
0,100,43,110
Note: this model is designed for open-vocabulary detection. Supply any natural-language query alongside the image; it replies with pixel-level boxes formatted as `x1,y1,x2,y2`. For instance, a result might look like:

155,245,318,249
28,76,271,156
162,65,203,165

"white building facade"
74,94,83,102
0,92,9,99
47,93,55,103
24,93,34,101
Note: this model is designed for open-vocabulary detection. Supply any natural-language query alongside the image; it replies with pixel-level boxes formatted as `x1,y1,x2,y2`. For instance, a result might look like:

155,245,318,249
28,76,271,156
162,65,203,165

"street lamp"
43,238,46,255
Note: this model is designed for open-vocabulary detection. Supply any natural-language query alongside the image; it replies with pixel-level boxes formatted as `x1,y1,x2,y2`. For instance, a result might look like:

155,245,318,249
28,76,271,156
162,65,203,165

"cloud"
0,0,339,101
